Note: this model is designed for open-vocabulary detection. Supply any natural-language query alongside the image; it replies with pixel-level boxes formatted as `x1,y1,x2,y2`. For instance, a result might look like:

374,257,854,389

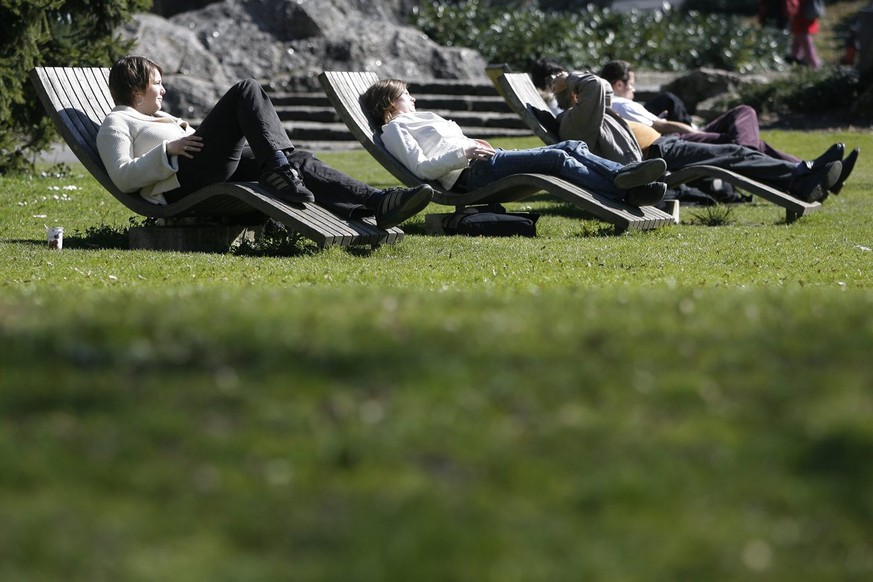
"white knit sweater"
380,111,476,190
96,106,194,205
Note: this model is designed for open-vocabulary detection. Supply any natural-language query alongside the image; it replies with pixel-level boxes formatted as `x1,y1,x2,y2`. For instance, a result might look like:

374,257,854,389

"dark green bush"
414,1,790,74
0,0,151,174
732,67,862,115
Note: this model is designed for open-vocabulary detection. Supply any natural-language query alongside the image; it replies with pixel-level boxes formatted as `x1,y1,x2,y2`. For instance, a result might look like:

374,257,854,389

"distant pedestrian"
787,0,824,69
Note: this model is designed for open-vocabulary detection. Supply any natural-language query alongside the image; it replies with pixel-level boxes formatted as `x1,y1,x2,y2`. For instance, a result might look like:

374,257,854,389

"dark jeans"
650,135,799,191
166,79,378,218
466,140,628,199
679,105,799,163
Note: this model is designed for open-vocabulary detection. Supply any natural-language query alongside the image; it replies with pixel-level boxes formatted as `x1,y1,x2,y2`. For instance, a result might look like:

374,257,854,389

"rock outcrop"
120,0,486,118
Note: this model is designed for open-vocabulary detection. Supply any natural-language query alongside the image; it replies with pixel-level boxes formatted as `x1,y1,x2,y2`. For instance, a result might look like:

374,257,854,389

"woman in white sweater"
96,56,432,228
361,79,669,207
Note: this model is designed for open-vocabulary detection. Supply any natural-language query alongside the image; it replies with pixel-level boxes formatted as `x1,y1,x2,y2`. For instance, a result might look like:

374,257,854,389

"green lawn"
1,131,872,581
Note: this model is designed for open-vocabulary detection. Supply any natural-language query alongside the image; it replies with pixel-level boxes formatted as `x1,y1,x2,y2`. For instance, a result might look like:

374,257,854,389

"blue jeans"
466,140,626,198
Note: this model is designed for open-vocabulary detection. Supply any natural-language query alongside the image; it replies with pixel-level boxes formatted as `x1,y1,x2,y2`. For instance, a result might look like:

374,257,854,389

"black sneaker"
375,185,433,229
625,181,667,206
789,161,841,203
831,147,859,194
260,164,315,203
613,158,668,189
812,142,844,169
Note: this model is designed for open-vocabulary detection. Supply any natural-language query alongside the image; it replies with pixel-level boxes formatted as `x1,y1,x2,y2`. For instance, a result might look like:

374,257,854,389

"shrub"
414,1,789,74
732,67,862,115
0,0,151,174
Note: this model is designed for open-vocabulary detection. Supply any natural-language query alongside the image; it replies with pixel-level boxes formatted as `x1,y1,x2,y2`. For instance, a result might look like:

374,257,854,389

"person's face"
613,71,635,100
392,89,416,116
134,69,165,115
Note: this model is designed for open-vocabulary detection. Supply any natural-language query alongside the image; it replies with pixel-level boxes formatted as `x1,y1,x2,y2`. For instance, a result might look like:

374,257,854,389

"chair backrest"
30,66,211,217
496,72,561,145
318,71,443,192
29,67,123,194
485,62,512,98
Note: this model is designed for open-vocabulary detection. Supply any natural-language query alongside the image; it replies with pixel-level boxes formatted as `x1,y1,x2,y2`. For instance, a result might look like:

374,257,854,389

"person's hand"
465,139,495,161
168,135,203,158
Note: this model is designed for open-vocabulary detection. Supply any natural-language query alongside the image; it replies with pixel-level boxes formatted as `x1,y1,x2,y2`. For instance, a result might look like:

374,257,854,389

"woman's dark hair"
108,55,163,106
362,79,407,126
599,60,633,85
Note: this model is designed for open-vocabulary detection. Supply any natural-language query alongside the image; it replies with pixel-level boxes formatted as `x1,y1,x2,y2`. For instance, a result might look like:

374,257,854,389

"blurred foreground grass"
1,131,872,581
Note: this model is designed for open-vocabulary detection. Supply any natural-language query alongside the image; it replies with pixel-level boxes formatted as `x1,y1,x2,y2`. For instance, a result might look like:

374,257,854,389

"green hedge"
414,1,789,73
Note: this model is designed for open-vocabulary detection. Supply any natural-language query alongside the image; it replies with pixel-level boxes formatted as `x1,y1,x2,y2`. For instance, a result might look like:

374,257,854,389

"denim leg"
176,79,293,195
466,141,623,197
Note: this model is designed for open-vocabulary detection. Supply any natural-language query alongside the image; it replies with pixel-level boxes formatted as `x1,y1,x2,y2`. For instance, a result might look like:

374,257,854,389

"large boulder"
169,0,485,84
120,0,487,118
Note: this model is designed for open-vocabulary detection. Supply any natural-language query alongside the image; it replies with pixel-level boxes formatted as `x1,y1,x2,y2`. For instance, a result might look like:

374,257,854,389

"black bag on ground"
443,204,539,237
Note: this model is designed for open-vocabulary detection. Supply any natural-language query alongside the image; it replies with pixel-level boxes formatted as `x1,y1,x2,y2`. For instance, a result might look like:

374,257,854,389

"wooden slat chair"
485,63,512,100
29,66,404,250
317,70,676,234
495,71,822,223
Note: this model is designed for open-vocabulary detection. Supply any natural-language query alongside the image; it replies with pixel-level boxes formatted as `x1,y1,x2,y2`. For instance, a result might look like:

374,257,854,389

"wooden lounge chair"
29,66,404,250
317,70,675,234
495,71,822,223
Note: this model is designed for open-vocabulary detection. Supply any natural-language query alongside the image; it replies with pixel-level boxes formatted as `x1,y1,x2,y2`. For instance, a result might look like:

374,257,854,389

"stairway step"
265,77,530,145
275,106,525,129
274,106,338,123
283,121,533,142
271,92,509,112
408,79,498,96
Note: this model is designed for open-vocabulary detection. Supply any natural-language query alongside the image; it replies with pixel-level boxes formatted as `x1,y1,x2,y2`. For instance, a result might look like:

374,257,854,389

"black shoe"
789,160,841,203
375,184,433,229
614,158,668,189
260,164,315,203
831,147,859,194
812,142,844,169
625,181,667,206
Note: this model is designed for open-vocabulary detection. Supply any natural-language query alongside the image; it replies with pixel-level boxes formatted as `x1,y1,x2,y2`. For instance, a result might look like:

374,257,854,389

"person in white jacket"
361,79,670,207
96,55,432,228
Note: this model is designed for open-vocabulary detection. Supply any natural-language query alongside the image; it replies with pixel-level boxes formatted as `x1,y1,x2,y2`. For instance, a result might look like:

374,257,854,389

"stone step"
272,92,510,112
266,77,531,147
409,79,499,96
283,121,534,142
275,105,526,128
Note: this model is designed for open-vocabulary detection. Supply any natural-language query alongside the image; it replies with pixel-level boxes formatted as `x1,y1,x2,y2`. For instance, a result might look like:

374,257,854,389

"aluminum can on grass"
47,226,63,250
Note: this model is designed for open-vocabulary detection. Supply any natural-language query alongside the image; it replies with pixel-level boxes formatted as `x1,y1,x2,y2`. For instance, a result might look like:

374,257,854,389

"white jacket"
96,106,194,205
380,111,476,190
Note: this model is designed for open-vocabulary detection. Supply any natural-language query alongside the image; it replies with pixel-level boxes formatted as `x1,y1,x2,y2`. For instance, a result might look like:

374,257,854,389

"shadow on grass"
1,227,129,250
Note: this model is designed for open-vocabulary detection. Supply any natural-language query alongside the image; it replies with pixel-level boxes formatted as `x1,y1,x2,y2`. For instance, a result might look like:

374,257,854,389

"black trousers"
167,79,378,218
650,135,798,191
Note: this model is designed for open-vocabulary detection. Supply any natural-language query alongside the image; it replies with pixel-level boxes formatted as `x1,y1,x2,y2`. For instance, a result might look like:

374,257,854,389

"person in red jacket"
787,0,822,69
